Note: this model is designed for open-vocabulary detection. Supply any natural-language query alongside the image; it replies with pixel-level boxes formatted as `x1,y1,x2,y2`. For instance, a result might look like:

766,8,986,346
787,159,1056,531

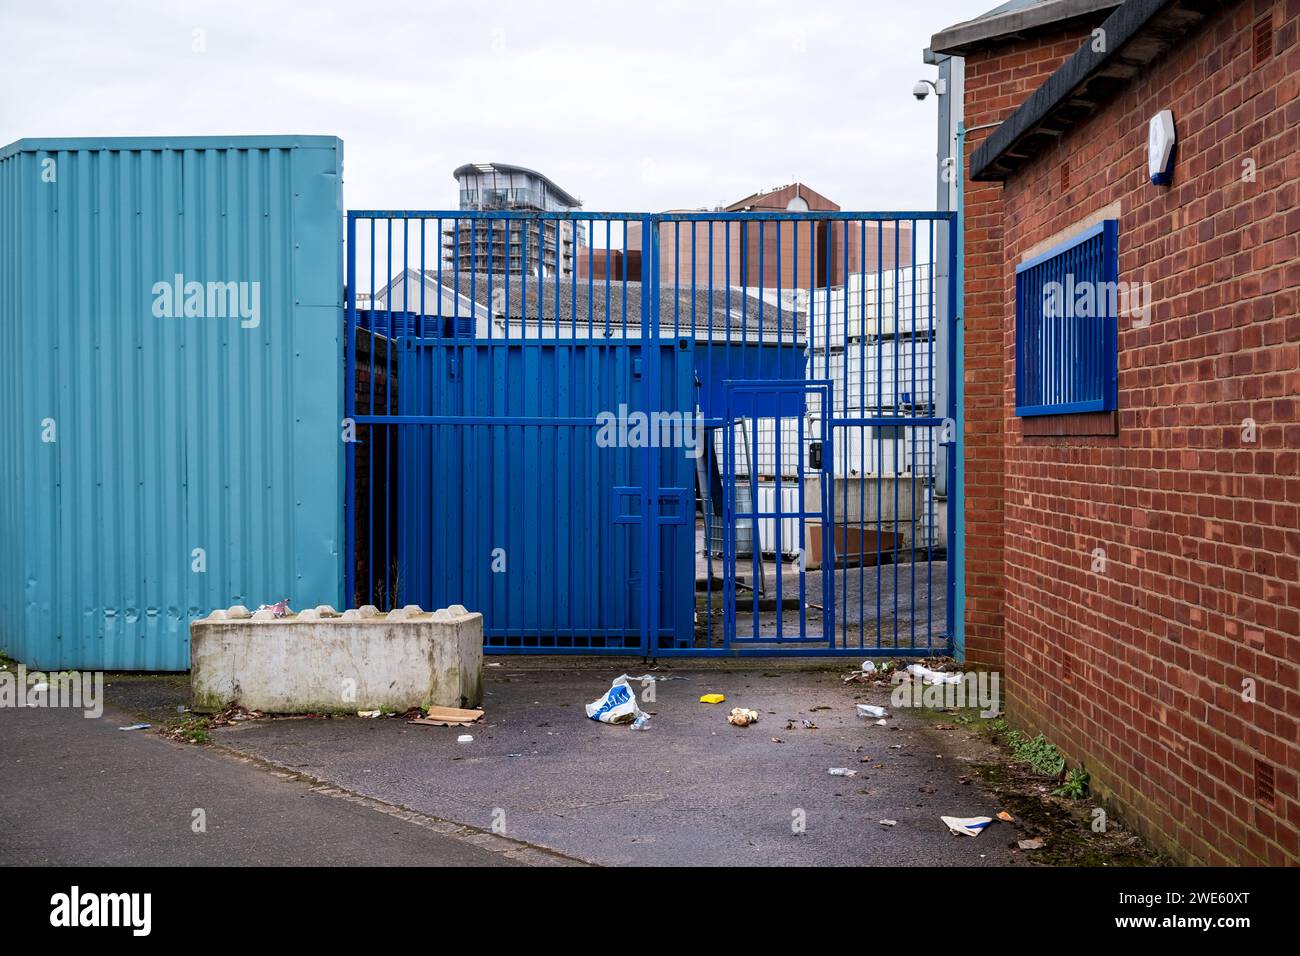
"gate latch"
809,441,823,470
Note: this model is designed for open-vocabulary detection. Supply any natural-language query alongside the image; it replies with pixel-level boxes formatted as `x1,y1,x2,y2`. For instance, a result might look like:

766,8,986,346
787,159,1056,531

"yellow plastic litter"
699,693,726,704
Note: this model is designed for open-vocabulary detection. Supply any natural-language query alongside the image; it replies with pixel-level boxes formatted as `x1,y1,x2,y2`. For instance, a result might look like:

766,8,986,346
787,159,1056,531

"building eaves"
929,0,1120,56
970,0,1227,181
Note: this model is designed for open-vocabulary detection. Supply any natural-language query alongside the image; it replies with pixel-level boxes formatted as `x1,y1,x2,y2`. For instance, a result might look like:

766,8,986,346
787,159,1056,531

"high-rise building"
445,162,586,277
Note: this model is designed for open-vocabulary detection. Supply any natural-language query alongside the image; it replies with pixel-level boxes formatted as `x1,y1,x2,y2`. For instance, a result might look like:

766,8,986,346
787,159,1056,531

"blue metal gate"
345,210,957,657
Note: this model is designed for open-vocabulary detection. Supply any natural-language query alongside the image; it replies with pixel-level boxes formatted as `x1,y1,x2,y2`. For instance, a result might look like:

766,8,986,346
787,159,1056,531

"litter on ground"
699,693,726,704
117,723,150,731
997,811,1015,822
879,819,897,827
727,708,759,727
941,815,993,837
828,767,857,777
906,663,963,686
409,705,484,727
586,675,645,725
629,674,687,682
357,710,382,718
856,704,889,719
456,734,474,744
1018,837,1045,851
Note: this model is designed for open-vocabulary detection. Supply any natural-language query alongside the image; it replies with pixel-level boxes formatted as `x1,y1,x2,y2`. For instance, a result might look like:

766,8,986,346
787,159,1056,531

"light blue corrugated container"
0,136,344,670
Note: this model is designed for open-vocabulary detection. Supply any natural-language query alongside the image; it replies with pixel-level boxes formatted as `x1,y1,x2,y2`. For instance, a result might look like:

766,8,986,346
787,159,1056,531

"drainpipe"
952,122,967,662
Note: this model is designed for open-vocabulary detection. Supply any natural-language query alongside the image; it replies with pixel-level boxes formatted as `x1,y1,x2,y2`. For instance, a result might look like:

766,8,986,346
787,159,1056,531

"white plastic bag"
585,675,644,725
907,663,962,686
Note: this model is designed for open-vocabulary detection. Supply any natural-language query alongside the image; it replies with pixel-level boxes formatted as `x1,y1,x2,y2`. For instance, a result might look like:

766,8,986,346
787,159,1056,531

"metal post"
738,422,766,598
344,212,357,608
642,217,661,655
951,124,967,661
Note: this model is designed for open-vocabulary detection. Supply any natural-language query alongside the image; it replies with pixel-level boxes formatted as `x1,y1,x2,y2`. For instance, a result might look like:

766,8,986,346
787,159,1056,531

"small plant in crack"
160,713,213,745
1005,729,1067,777
1054,767,1091,799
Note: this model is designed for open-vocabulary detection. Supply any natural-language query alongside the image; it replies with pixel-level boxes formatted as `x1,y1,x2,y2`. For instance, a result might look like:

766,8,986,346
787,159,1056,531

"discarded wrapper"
117,723,150,732
254,599,292,619
699,693,726,704
941,815,993,837
1018,837,1045,851
586,675,645,725
856,704,889,719
828,767,857,777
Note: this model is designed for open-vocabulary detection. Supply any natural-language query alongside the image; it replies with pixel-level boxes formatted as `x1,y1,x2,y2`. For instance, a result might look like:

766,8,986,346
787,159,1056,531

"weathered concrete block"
190,605,483,714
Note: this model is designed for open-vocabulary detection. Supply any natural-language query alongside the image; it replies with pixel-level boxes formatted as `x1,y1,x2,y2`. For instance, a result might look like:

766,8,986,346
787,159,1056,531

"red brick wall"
987,0,1299,865
961,26,1103,668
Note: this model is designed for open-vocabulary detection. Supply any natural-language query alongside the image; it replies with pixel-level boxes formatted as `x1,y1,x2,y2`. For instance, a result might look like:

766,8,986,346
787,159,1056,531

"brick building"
626,183,910,289
931,0,1298,864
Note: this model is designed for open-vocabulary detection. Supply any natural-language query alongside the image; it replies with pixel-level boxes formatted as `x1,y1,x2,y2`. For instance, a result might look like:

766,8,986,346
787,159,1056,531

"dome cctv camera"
913,81,931,101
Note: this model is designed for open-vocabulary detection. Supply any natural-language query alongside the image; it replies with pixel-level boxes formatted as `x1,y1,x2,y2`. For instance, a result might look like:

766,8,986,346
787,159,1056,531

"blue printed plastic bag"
585,675,644,725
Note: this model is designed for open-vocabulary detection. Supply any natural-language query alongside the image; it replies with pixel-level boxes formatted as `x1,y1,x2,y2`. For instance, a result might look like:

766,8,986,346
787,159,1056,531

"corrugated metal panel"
391,338,697,652
0,136,344,670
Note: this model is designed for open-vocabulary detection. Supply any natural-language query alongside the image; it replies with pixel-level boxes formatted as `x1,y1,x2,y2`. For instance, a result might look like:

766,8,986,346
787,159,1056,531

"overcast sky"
0,0,984,213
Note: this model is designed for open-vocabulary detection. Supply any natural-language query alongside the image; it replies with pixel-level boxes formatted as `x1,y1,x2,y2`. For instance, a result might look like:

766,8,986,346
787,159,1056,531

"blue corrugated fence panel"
0,136,344,670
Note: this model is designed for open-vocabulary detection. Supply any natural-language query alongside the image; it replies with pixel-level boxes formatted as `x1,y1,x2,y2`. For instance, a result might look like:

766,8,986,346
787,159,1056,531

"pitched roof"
971,0,1227,180
725,182,839,213
376,270,802,338
929,0,1120,56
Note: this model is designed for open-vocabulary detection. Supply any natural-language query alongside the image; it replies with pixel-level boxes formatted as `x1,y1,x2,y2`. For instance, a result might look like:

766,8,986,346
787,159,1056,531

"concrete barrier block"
190,605,484,714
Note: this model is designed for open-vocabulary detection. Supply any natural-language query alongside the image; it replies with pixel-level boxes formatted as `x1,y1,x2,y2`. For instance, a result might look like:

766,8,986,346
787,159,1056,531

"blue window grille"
1014,219,1119,416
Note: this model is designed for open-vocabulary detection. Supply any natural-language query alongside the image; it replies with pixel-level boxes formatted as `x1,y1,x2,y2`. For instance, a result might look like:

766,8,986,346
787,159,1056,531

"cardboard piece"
408,706,484,727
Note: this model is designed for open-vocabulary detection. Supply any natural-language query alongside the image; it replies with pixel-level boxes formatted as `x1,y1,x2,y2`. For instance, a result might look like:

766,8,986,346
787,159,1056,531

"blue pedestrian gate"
345,210,958,657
